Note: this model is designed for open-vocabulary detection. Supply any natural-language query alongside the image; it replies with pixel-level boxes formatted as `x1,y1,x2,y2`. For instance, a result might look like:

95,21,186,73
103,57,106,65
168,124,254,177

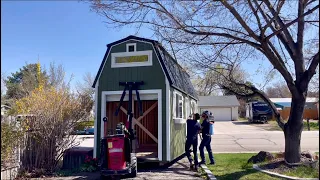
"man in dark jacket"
185,113,201,170
199,111,215,165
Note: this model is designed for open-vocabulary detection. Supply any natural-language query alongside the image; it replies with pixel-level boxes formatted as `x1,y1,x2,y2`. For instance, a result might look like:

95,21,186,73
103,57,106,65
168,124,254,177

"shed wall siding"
95,40,167,160
169,88,197,159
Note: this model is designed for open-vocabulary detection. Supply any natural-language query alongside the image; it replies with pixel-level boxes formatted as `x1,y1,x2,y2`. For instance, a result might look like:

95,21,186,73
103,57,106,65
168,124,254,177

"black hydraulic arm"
115,81,144,132
114,85,127,116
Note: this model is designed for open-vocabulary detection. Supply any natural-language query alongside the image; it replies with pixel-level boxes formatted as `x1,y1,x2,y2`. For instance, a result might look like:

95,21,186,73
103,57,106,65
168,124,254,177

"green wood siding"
169,88,196,159
95,40,167,160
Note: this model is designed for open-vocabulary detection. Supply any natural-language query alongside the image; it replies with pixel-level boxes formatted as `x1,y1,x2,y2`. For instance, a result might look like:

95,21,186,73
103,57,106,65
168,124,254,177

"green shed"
92,36,198,163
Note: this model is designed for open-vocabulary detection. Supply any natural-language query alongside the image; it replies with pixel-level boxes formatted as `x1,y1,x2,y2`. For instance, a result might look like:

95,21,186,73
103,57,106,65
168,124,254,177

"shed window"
128,45,135,52
175,94,183,119
126,43,136,52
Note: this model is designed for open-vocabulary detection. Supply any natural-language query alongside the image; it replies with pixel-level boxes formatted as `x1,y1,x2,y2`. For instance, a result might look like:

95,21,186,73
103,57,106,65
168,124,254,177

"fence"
1,116,21,180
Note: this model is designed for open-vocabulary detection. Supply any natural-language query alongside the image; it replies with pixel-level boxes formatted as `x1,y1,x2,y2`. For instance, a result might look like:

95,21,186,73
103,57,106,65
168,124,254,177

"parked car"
85,127,94,135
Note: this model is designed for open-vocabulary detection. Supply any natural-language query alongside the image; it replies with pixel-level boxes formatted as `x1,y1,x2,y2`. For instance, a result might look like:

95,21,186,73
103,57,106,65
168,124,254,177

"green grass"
205,153,319,180
282,164,319,178
260,120,319,131
303,121,319,131
205,153,282,180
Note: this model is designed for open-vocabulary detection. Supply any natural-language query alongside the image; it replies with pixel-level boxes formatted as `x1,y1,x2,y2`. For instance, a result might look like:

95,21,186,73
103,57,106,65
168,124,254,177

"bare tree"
266,82,291,98
76,72,94,97
90,0,319,163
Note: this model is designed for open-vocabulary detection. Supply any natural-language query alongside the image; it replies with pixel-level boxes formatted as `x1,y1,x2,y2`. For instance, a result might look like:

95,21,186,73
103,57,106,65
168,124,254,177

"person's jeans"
185,139,198,166
199,135,215,164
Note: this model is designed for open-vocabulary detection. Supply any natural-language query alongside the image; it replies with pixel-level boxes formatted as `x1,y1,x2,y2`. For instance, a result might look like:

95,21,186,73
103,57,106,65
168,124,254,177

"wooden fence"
277,108,318,120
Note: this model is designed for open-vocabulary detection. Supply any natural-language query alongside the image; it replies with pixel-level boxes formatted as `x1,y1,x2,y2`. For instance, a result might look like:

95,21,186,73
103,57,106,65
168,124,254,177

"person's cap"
202,110,210,117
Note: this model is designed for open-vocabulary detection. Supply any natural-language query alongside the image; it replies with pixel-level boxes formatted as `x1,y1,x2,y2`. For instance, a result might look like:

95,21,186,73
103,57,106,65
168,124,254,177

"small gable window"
126,43,136,52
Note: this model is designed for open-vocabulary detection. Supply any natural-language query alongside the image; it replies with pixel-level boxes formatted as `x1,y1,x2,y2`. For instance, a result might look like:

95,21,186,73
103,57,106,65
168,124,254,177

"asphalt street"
75,121,319,153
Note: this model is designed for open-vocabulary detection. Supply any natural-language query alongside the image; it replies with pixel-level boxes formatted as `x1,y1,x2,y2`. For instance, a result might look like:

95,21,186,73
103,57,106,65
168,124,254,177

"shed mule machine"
100,81,144,179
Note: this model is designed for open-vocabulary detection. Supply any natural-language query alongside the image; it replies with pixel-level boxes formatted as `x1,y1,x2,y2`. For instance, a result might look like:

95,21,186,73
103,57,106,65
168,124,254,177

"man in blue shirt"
199,111,215,165
185,113,201,170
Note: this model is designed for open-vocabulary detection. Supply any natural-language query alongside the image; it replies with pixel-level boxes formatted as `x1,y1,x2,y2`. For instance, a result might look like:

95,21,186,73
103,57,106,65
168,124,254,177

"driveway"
32,158,203,180
213,121,266,134
210,121,319,153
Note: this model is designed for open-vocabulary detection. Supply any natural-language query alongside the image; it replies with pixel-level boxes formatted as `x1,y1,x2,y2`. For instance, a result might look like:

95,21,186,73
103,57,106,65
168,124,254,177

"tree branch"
263,0,297,57
221,0,260,42
221,81,285,130
265,4,319,41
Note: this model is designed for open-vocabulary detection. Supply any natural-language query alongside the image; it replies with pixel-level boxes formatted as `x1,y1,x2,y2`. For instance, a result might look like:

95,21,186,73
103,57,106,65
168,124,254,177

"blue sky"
1,1,275,91
1,1,154,89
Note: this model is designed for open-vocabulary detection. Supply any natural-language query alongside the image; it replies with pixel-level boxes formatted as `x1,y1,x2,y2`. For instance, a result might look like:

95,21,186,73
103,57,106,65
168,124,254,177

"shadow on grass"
214,169,257,180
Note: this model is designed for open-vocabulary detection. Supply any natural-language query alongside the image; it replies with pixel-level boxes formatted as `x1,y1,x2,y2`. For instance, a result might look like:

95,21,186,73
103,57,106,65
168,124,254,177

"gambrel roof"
92,35,198,100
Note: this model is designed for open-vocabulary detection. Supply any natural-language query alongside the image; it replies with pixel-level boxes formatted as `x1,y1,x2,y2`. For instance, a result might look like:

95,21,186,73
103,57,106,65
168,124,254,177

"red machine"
106,135,126,170
100,81,144,179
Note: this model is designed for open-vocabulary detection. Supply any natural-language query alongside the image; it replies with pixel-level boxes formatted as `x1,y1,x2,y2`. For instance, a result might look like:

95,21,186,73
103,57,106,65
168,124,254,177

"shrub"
1,118,23,167
13,87,91,174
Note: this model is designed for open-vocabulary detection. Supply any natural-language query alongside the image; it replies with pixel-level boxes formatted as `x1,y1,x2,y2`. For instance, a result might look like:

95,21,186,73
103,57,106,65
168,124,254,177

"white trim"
165,78,171,161
111,50,153,68
126,43,136,52
101,91,106,139
93,83,99,158
185,97,189,136
191,99,197,113
173,90,184,119
100,89,162,161
95,38,170,87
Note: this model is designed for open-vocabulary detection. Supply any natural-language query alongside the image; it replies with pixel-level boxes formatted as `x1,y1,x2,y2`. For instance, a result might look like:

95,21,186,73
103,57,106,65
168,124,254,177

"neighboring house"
92,36,198,162
198,95,240,121
270,98,318,120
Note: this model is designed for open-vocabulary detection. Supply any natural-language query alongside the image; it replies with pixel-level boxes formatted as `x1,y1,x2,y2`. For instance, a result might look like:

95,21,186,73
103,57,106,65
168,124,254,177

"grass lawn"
205,153,281,180
241,119,319,131
266,120,319,131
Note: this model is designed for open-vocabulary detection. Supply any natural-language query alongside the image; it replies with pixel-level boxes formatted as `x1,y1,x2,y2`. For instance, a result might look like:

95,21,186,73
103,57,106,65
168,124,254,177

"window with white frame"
175,93,184,119
190,100,196,114
185,98,190,118
111,50,153,68
126,43,136,52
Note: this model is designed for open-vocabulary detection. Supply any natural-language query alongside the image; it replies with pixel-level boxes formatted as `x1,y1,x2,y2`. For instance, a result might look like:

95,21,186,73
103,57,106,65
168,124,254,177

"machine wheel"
128,155,137,178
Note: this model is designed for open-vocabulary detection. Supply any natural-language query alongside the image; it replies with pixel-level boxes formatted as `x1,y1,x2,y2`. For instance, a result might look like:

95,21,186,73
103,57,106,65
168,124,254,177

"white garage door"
202,108,232,121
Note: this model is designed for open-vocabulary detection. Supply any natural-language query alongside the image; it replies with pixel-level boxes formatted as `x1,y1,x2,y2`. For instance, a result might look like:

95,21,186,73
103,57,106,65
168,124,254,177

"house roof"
198,95,240,107
92,35,198,100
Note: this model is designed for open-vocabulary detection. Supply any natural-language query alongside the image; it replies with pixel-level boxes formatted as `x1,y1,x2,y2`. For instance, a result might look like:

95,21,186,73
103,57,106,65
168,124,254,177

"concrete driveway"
210,121,319,153
213,121,266,134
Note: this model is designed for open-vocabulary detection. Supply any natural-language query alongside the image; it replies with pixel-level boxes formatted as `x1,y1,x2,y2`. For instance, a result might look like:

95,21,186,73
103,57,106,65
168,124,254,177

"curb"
253,164,318,180
200,164,217,180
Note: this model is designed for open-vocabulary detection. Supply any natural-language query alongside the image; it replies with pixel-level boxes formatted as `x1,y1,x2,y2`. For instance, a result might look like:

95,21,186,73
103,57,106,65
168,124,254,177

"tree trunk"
284,95,306,163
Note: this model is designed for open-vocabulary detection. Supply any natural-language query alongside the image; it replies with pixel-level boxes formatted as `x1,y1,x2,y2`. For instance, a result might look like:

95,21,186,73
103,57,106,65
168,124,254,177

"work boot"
190,162,195,169
198,161,205,165
209,161,215,165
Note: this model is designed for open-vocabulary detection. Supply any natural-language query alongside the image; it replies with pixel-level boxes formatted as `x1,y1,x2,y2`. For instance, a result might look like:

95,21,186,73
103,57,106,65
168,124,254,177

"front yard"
204,153,279,180
205,153,319,180
239,119,319,131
